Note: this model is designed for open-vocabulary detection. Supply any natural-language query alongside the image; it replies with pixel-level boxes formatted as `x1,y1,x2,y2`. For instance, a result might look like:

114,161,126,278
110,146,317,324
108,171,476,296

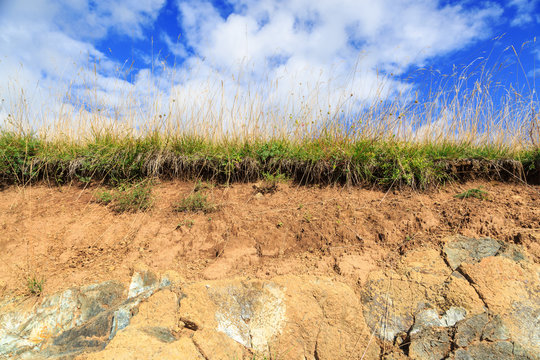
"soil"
0,179,538,297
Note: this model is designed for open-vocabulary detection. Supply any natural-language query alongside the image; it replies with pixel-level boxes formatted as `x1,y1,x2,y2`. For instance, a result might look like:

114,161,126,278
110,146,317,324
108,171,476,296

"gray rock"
498,243,528,263
0,272,168,360
43,309,115,357
409,327,451,360
361,290,414,342
482,315,509,342
443,236,501,270
454,312,489,347
455,341,514,360
411,307,467,335
0,281,125,359
128,269,160,299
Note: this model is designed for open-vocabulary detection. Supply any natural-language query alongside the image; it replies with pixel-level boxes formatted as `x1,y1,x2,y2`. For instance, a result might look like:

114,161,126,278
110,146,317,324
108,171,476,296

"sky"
0,0,538,135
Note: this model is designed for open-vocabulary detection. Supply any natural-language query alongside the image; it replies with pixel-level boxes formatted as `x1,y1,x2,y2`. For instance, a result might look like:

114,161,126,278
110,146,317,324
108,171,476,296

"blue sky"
0,0,538,131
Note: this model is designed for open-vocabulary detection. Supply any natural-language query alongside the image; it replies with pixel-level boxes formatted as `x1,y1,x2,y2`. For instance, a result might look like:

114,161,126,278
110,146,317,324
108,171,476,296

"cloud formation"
0,0,521,134
508,0,540,27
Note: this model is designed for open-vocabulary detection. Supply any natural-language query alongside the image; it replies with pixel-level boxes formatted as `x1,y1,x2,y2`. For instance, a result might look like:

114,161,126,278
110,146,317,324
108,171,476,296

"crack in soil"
455,266,489,310
192,338,210,360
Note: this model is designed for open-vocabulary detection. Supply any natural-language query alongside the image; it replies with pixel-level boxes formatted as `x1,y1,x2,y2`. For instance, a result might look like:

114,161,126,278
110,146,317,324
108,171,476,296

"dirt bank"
0,180,538,297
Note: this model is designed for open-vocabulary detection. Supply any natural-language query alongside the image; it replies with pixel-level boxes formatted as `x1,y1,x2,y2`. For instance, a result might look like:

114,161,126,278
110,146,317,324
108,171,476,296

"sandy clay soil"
0,179,539,297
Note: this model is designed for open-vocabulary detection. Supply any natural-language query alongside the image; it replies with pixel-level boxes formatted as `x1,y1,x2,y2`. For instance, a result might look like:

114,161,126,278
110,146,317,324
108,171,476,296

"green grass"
174,192,217,213
454,188,489,200
95,180,154,213
26,275,44,296
0,132,537,189
0,54,538,189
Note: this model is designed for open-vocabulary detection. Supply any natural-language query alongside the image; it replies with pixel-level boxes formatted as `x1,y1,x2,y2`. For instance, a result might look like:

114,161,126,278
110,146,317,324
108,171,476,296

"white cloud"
508,0,540,27
169,0,503,126
176,0,502,73
1,0,507,138
0,0,167,133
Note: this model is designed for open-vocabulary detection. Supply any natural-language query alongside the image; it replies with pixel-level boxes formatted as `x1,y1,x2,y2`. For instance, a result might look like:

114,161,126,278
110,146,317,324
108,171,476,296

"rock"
443,236,501,270
361,248,478,342
482,315,509,342
210,281,286,351
498,243,528,263
454,341,516,360
128,265,160,299
1,237,536,360
76,275,379,359
179,276,380,359
191,328,246,360
454,313,489,347
81,289,195,360
409,327,451,360
0,280,125,359
410,307,467,335
459,257,539,354
0,268,171,360
442,272,486,314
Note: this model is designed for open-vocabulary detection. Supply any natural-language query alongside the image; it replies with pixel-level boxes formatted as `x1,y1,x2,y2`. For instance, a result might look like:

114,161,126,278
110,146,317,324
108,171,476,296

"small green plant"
75,174,92,184
176,219,195,229
95,189,114,204
276,221,283,228
262,171,289,183
302,212,313,223
454,187,488,200
94,180,154,212
26,275,44,296
175,192,216,213
114,181,154,212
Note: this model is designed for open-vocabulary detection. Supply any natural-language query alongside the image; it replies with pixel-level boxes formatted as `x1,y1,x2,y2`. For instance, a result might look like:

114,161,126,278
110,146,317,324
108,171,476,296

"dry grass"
0,54,538,188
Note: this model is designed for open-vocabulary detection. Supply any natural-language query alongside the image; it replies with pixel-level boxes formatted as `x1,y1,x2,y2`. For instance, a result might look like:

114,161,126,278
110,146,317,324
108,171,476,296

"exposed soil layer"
0,180,538,297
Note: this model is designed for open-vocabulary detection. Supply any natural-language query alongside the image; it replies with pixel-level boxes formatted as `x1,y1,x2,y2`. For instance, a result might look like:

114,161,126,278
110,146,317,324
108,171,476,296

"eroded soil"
0,180,538,297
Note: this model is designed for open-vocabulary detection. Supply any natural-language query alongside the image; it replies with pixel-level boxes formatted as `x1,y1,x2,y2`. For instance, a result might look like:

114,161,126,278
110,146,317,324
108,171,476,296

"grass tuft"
95,180,154,213
175,192,216,213
454,187,489,200
26,275,44,296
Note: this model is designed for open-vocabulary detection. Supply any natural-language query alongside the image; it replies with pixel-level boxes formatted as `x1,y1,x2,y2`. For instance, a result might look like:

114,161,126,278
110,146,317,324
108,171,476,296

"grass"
175,219,195,229
175,192,217,213
0,133,537,190
95,180,154,213
0,55,538,190
26,275,44,296
454,187,489,200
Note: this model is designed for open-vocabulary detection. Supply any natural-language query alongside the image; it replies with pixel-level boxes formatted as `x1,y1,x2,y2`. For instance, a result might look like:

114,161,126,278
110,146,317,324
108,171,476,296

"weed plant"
95,180,154,213
26,275,44,296
454,188,489,200
175,192,216,213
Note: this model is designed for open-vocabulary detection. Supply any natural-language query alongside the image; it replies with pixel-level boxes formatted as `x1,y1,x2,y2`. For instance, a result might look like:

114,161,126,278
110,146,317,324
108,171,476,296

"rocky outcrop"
1,236,538,359
362,235,538,360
